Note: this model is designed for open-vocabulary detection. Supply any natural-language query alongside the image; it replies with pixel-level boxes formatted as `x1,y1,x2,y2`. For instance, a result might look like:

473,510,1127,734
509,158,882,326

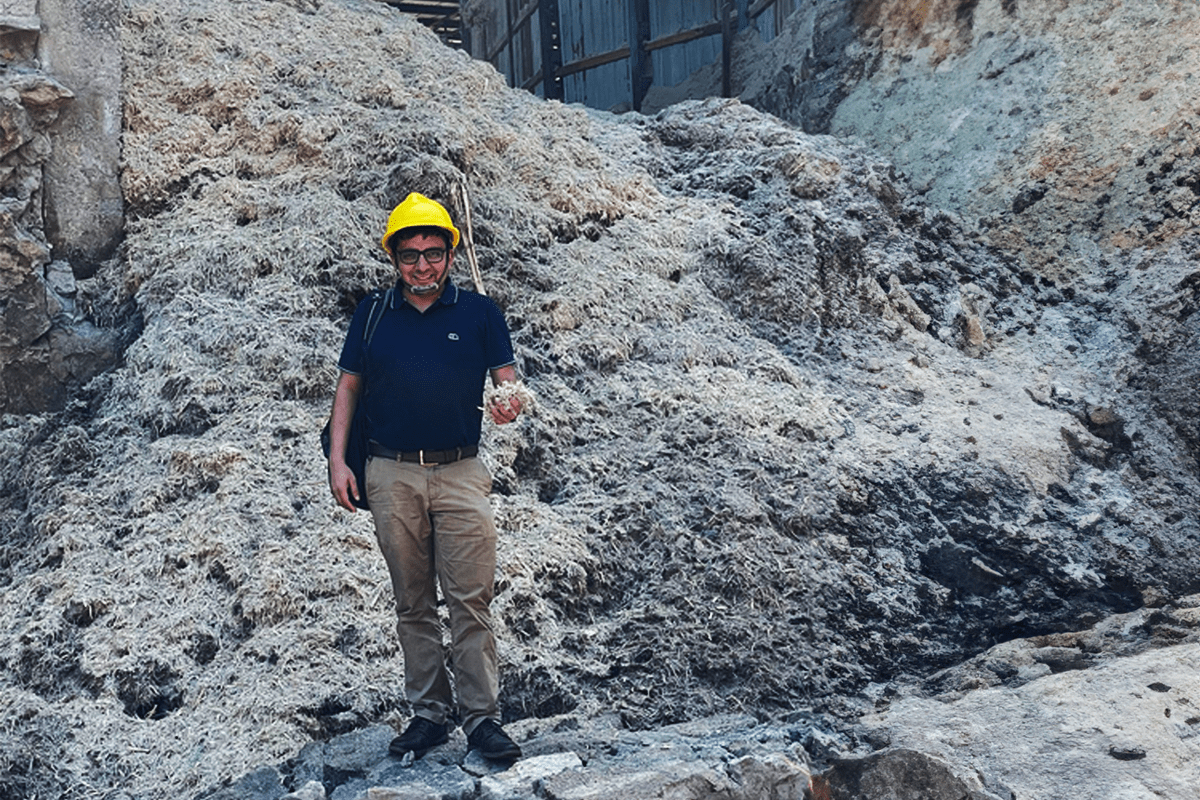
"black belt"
369,442,478,466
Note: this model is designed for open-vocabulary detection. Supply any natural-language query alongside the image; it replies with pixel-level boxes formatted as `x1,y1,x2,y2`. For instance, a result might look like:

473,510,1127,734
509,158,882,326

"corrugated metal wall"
559,0,631,110
748,0,797,43
649,0,720,88
472,0,545,95
464,0,796,111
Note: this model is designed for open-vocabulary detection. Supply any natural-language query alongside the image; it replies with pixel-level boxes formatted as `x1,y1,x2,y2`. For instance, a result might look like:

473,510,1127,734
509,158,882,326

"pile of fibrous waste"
2,0,1200,798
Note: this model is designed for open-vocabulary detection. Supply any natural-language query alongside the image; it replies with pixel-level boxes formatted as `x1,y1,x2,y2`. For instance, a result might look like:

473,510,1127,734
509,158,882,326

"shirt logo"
447,332,460,341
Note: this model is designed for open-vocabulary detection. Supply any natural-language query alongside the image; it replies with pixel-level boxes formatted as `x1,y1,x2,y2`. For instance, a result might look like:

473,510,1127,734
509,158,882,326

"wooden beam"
736,0,750,31
556,15,736,86
747,0,775,21
521,69,544,92
383,1,460,14
556,45,631,79
483,0,540,63
510,1,786,102
513,0,539,32
643,20,722,52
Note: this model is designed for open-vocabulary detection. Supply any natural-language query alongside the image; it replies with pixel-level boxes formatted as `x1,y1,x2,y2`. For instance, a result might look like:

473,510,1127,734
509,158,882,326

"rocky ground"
2,0,1200,798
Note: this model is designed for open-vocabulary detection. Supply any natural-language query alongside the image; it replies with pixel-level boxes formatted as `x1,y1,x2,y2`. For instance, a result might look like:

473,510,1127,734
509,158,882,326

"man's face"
393,231,453,296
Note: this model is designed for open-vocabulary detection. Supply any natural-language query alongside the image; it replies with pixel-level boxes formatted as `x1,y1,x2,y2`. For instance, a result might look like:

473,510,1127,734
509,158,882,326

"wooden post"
539,0,563,100
505,0,516,88
627,0,651,111
721,0,733,98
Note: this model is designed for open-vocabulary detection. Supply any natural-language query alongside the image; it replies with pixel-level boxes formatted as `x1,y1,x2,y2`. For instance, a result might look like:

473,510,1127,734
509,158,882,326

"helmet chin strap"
400,260,450,297
408,280,443,296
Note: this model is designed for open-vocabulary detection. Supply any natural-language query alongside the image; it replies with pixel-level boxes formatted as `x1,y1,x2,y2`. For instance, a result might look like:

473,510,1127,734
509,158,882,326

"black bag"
321,288,393,511
321,406,371,510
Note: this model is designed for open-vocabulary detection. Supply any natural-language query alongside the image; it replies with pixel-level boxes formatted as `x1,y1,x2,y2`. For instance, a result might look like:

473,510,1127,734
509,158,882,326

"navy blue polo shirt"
338,280,515,452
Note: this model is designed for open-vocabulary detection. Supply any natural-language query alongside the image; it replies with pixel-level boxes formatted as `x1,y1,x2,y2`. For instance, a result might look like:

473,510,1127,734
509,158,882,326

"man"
327,192,523,762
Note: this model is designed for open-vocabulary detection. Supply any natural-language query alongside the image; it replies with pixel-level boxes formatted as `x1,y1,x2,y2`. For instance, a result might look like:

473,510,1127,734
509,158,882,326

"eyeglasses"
395,247,448,265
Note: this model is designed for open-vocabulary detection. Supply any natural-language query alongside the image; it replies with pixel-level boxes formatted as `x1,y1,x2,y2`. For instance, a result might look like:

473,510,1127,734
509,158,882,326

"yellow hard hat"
380,192,461,254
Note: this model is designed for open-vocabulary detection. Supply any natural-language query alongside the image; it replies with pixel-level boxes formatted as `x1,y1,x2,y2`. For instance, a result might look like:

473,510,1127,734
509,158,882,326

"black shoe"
389,717,449,759
467,719,522,761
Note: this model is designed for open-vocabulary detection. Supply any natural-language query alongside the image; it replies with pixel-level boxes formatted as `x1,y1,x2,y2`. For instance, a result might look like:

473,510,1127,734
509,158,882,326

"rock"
853,643,1200,800
727,753,811,800
479,752,583,800
0,1,126,415
963,315,986,346
540,760,732,800
323,725,395,773
44,260,75,298
0,97,31,162
359,785,442,800
0,274,50,349
10,74,74,122
281,781,327,800
0,13,40,63
812,748,1000,800
886,275,931,332
1,322,120,412
200,767,286,800
738,0,1200,272
199,715,816,800
1107,745,1147,762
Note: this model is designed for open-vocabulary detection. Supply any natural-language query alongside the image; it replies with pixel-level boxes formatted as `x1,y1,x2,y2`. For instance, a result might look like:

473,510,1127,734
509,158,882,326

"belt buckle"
419,449,430,467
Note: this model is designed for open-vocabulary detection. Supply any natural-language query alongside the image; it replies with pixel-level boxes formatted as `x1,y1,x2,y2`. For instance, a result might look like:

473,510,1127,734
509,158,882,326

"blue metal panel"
753,8,775,40
649,0,720,88
559,0,626,60
750,0,795,42
565,60,632,111
471,0,798,108
492,42,510,76
525,6,544,96
509,2,540,89
531,7,544,92
559,0,633,109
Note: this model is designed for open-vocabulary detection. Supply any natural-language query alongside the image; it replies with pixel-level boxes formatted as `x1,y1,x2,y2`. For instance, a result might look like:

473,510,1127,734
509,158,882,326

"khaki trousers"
365,454,499,734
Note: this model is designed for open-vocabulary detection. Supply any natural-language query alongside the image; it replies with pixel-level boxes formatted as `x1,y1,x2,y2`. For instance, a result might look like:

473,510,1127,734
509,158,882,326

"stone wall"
0,0,123,414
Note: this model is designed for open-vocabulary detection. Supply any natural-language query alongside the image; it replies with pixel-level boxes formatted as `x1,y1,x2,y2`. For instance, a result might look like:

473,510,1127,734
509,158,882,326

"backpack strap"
363,287,393,348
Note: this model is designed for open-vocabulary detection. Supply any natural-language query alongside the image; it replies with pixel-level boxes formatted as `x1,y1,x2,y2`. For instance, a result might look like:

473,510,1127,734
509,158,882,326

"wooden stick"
459,180,486,296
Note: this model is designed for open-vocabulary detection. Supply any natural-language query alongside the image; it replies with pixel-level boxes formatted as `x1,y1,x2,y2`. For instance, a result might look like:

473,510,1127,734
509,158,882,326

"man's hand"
487,395,522,425
487,364,524,425
328,372,364,512
329,458,361,512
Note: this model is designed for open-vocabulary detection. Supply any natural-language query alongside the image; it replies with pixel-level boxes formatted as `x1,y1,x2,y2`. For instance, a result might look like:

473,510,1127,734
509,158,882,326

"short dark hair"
388,225,452,254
